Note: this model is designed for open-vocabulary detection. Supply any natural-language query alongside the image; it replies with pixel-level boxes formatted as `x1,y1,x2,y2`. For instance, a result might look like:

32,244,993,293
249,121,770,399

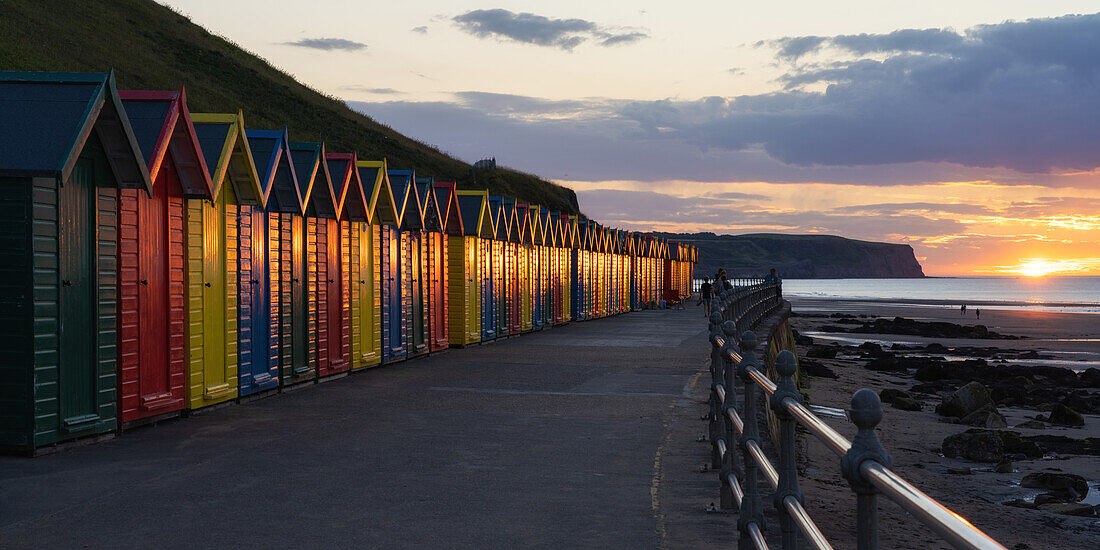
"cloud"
452,9,648,51
411,26,428,34
284,37,367,52
727,67,745,76
342,86,400,94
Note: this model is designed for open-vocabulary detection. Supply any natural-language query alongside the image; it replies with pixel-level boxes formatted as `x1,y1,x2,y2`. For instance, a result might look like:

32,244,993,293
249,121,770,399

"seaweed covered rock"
936,381,995,419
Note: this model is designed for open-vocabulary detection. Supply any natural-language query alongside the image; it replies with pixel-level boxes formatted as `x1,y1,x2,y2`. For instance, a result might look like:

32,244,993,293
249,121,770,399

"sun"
1016,259,1056,277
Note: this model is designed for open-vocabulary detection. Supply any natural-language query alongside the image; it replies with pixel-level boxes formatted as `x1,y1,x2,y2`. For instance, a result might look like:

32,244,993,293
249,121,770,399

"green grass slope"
0,0,579,214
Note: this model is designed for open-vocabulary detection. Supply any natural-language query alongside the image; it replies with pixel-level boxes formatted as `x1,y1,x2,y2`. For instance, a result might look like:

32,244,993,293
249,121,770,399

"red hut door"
326,218,346,370
138,161,171,406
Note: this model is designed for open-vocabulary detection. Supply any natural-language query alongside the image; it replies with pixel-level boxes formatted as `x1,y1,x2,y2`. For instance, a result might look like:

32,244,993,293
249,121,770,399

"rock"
1016,420,1047,429
880,388,911,402
957,404,1007,428
865,356,909,372
941,430,1045,462
1035,493,1067,505
947,467,972,475
891,396,923,411
1002,499,1037,509
1047,404,1085,427
936,381,996,419
995,460,1013,473
799,359,838,379
792,329,814,346
925,342,949,353
806,345,838,359
1037,502,1095,517
942,430,1006,462
1079,367,1100,388
858,341,884,355
1022,473,1089,501
1027,435,1100,456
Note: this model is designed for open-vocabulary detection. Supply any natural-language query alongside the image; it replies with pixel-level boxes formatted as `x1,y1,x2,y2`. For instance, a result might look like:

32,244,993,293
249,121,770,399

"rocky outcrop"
659,232,925,279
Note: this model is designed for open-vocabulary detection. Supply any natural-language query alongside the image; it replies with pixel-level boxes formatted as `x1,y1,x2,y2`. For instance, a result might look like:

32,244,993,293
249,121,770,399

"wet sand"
789,298,1100,548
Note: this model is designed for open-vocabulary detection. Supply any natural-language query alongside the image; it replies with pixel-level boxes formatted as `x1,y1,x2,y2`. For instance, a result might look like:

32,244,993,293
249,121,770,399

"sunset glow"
1015,259,1058,277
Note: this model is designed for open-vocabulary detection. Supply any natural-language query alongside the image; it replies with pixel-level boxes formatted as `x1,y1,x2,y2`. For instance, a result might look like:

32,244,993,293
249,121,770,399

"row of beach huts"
0,71,696,454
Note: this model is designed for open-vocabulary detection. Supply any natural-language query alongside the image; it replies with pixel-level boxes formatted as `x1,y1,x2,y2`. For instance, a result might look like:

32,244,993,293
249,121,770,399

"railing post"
708,311,724,469
719,321,740,509
842,389,893,550
770,350,804,549
737,330,766,549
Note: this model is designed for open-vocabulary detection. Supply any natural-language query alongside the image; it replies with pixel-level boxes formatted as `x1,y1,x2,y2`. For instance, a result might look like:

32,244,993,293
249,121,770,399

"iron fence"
705,283,1005,550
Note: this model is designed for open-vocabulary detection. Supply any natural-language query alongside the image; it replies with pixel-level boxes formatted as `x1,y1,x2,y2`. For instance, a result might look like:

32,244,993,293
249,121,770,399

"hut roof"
191,110,263,205
119,86,211,199
246,128,301,213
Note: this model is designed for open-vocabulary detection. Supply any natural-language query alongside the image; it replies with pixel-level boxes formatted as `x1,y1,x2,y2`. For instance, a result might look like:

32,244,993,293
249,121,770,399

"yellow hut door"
201,187,234,401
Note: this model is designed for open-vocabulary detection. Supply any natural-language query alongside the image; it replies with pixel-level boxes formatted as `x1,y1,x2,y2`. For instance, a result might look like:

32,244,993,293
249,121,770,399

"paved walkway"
1,306,713,549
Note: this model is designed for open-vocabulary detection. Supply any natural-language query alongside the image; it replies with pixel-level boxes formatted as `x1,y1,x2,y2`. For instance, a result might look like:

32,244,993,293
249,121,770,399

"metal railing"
705,284,1005,550
692,277,772,293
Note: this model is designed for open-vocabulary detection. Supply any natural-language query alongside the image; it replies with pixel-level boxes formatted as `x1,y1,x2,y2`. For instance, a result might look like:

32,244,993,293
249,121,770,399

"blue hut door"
249,209,274,391
58,157,97,428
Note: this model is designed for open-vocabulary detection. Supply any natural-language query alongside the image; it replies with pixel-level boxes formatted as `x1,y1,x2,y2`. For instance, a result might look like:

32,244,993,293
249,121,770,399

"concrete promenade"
0,307,718,549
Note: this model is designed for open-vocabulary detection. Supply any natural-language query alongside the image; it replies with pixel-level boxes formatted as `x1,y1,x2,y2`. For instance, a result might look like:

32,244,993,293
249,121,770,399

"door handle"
328,279,334,283
141,279,148,286
250,279,259,285
62,280,72,287
204,282,211,287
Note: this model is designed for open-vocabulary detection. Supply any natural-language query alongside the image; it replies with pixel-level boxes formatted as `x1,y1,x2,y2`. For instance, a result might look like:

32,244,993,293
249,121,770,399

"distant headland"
655,232,925,278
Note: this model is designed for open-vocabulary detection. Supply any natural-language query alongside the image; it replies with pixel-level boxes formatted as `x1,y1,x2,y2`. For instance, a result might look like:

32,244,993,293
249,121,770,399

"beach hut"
537,209,554,327
381,169,412,362
240,128,299,396
429,181,462,351
356,160,397,368
415,176,443,354
116,87,211,425
546,213,563,326
516,204,533,332
484,196,504,340
502,199,522,336
0,71,150,451
189,111,264,409
451,190,490,346
323,153,369,374
527,204,544,330
280,141,328,385
561,214,576,323
391,170,428,359
570,219,587,322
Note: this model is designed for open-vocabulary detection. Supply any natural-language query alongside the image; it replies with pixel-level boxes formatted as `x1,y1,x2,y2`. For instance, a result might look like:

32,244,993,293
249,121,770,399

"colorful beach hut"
281,141,329,385
516,204,533,332
240,128,299,396
451,190,490,346
321,153,369,375
381,169,412,362
528,204,545,330
501,199,521,336
190,111,263,408
429,181,463,351
357,160,397,368
562,214,577,323
483,196,504,340
391,170,428,359
117,87,212,425
0,71,150,451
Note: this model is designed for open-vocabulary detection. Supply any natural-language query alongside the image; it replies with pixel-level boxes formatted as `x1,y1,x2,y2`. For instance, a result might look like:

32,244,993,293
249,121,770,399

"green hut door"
58,157,97,429
202,188,229,397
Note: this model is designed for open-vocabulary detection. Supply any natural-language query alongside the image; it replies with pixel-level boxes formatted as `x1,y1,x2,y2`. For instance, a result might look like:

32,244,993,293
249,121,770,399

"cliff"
657,233,925,279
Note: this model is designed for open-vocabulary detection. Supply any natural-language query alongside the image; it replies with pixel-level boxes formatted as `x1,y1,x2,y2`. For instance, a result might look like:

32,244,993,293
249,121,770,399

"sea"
780,276,1100,314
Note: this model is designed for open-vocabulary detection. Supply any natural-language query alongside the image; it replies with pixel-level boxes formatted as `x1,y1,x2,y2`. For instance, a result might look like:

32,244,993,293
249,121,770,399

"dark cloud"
284,37,367,51
452,9,647,51
411,26,428,34
727,67,745,76
830,202,993,215
711,191,771,201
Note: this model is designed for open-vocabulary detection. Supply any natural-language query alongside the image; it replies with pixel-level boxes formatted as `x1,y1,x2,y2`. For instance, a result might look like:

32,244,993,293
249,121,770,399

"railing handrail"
705,283,1006,550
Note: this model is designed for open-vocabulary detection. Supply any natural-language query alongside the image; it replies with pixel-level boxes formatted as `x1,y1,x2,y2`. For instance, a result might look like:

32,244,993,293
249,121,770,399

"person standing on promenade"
700,277,713,317
764,268,779,284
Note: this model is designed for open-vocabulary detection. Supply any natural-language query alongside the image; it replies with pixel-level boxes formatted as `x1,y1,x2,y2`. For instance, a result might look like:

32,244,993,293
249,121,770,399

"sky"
160,1,1100,276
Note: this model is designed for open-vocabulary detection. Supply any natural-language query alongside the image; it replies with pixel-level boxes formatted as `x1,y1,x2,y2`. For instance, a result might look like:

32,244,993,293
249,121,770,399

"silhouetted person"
961,304,966,316
764,268,779,284
700,277,713,317
975,309,981,320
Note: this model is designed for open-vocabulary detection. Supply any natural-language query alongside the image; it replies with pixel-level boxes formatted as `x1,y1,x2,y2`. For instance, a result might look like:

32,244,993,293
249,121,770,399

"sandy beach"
786,298,1100,548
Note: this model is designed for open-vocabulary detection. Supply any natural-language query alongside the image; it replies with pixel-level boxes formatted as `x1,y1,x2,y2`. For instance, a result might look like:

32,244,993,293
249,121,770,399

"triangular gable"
387,169,420,229
417,178,444,232
560,215,573,248
191,110,263,205
119,86,212,199
486,196,504,241
529,205,543,245
516,203,531,245
432,181,463,236
329,153,369,222
288,141,325,216
548,212,562,247
358,160,398,225
246,127,301,213
0,70,151,193
456,190,492,237
501,199,518,242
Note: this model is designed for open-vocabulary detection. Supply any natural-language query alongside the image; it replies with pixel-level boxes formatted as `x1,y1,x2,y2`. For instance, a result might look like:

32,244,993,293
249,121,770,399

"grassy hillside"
0,0,580,214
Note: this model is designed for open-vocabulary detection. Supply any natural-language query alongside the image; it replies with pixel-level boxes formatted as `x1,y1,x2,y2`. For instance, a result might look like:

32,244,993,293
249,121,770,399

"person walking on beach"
975,308,981,320
700,277,713,317
961,304,967,316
